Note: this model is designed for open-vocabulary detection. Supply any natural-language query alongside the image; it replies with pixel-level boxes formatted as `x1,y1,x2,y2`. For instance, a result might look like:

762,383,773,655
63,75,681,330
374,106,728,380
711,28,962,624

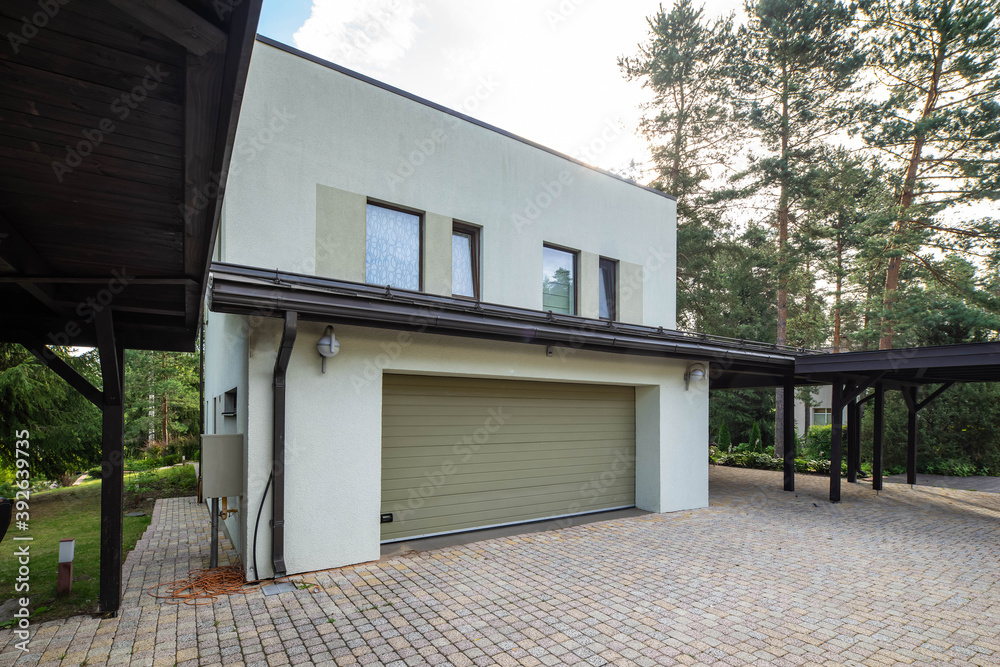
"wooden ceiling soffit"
107,0,233,331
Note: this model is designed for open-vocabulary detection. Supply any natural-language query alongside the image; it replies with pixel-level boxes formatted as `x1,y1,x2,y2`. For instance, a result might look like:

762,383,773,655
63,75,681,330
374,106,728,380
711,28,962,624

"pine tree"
731,0,866,454
619,0,739,329
860,0,1000,349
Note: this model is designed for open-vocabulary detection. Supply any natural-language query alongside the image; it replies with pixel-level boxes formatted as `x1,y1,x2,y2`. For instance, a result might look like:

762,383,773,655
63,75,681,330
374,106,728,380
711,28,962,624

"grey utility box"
201,434,244,498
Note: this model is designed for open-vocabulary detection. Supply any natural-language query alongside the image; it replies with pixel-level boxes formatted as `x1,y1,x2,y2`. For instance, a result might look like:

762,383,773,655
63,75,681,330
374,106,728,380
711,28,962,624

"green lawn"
1,465,196,622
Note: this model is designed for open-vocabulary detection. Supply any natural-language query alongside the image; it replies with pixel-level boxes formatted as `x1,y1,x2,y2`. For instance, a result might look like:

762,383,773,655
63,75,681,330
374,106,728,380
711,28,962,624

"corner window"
542,244,577,315
813,408,832,426
599,257,617,321
366,203,422,290
452,222,480,299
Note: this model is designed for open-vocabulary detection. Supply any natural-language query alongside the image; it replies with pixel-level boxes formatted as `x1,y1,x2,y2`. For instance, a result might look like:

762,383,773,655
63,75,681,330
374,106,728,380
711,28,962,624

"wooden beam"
916,381,955,412
20,340,104,410
841,372,886,406
193,0,264,335
183,46,226,330
0,212,68,315
95,309,124,616
104,0,226,56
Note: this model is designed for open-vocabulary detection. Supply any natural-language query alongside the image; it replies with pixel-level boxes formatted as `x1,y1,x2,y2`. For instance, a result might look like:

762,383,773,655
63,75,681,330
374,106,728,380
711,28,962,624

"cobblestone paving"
3,466,999,666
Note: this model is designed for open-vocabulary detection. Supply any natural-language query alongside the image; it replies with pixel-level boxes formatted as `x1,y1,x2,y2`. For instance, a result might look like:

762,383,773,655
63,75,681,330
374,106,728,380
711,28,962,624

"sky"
257,0,744,181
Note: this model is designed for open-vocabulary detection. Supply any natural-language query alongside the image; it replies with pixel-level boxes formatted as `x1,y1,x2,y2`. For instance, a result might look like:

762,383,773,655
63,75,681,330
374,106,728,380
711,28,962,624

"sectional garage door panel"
380,375,636,542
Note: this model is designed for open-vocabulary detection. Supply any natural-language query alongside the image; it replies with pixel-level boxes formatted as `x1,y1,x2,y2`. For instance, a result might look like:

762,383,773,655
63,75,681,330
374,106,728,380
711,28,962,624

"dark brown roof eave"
208,262,810,383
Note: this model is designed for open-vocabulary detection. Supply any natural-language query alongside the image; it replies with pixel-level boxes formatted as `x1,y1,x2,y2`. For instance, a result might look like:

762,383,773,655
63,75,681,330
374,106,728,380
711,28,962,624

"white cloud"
285,0,698,176
292,0,428,72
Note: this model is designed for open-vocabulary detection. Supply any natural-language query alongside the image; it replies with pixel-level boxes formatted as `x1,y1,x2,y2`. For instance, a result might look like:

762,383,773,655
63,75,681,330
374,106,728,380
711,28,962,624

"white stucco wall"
242,320,709,580
794,385,849,436
206,38,696,581
221,40,677,328
202,310,250,555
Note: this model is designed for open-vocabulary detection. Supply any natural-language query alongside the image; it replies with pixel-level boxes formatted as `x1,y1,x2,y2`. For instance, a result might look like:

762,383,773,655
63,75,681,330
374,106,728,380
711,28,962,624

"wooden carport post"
829,379,844,503
783,373,795,492
96,309,125,616
872,383,885,492
905,387,919,485
846,398,859,483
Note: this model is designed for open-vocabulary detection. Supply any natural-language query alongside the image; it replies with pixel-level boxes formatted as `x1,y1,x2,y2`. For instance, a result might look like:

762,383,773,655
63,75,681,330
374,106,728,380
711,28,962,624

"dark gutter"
253,35,677,203
271,311,297,578
209,263,808,380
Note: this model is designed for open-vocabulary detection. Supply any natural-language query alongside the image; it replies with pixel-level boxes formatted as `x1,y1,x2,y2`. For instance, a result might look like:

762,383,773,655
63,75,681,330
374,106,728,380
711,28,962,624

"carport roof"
795,342,1000,386
0,0,262,352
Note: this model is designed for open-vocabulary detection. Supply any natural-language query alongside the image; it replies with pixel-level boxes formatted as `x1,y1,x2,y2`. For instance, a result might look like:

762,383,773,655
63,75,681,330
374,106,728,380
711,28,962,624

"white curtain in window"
366,204,420,290
452,232,475,297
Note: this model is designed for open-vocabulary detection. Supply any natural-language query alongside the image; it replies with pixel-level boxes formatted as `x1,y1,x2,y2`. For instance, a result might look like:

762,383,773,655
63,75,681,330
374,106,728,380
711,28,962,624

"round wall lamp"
685,362,708,390
317,326,340,373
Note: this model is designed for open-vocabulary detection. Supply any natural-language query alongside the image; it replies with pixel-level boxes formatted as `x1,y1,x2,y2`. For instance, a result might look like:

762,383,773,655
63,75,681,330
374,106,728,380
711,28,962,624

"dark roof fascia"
253,35,677,203
208,262,798,373
795,343,1000,380
196,0,265,335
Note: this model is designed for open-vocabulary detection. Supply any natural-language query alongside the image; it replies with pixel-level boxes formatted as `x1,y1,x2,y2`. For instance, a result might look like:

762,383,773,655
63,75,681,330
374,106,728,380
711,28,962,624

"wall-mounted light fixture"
317,326,340,373
685,362,708,390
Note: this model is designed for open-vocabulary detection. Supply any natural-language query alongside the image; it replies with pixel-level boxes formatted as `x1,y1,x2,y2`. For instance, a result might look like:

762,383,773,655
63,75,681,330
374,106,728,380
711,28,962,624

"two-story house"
203,38,789,581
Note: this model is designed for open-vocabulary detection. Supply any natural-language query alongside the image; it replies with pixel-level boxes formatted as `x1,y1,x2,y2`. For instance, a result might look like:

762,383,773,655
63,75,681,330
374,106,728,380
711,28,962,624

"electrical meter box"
201,434,244,498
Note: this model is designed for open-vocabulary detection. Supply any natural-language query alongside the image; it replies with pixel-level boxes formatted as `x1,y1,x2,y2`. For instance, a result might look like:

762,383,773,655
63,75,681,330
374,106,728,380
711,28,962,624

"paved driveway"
2,466,999,666
885,473,1000,494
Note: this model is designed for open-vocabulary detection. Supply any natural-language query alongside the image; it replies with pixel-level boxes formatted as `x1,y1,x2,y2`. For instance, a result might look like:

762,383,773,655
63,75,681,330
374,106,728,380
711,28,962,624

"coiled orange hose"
147,565,259,605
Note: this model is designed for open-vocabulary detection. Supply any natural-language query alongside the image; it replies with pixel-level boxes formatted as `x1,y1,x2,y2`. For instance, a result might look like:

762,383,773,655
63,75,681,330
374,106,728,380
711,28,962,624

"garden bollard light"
57,538,75,595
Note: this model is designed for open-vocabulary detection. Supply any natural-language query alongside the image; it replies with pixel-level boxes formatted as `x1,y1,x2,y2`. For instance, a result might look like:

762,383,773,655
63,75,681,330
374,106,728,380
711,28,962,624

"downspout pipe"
271,310,297,577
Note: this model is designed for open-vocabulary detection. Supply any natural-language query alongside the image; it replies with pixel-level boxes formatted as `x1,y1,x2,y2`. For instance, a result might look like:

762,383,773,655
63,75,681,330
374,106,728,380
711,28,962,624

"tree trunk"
834,224,843,353
161,353,169,451
774,65,790,457
669,86,687,194
879,27,946,350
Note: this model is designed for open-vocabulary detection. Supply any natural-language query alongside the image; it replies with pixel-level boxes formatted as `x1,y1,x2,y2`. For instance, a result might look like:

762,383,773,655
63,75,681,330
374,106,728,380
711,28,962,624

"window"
222,388,237,417
813,408,832,426
366,203,422,290
599,257,617,320
542,244,577,315
452,222,480,299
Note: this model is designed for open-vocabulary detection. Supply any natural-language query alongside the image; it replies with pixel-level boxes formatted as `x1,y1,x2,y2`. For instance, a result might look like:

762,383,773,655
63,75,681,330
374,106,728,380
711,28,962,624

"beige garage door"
381,375,636,542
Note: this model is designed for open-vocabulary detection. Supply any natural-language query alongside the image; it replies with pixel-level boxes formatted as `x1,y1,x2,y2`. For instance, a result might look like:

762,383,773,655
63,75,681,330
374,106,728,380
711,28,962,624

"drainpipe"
271,311,297,577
